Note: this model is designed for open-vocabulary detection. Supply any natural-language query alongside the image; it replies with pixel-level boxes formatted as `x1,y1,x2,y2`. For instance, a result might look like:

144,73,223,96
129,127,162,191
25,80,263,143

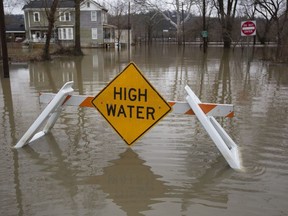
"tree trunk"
147,25,153,45
42,0,59,60
177,27,182,45
276,20,282,59
216,0,238,49
74,0,83,55
222,27,232,48
222,14,233,48
42,19,54,60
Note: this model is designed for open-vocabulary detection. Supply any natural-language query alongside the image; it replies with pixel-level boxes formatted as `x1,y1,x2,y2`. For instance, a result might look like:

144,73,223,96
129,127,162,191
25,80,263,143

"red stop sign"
241,21,256,36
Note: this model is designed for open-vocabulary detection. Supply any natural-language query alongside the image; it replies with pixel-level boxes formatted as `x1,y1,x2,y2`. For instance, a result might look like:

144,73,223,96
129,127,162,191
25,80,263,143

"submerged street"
1,46,288,215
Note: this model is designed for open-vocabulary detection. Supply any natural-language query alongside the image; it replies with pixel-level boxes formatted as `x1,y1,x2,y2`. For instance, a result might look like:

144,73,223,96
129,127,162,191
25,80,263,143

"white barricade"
185,85,241,170
39,93,234,117
14,82,242,170
14,81,74,148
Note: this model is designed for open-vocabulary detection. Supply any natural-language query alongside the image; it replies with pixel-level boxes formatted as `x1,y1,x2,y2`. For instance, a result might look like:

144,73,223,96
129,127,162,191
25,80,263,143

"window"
59,12,71,21
87,2,90,7
33,12,40,22
92,28,98,39
58,28,74,40
91,11,97,21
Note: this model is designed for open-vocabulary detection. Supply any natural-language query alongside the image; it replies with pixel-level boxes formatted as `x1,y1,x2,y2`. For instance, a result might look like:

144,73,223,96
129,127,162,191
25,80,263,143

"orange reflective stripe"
62,95,71,105
226,112,234,118
168,102,176,106
185,109,195,115
199,103,217,114
79,96,94,108
39,93,234,118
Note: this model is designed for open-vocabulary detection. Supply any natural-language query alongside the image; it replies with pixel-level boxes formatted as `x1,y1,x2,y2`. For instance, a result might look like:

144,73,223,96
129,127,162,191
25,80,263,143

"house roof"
5,15,25,32
22,0,108,11
23,0,75,10
80,0,108,12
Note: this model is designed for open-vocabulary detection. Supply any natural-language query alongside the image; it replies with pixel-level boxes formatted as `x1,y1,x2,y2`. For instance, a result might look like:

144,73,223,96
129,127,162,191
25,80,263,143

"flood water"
1,46,288,216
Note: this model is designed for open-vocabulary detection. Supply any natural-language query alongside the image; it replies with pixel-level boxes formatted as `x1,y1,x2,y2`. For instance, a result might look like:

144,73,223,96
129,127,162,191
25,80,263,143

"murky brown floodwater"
1,46,288,216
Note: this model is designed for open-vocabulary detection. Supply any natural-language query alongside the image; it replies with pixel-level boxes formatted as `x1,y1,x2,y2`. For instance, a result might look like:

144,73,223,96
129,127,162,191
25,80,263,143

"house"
22,0,115,47
5,14,26,42
115,29,133,47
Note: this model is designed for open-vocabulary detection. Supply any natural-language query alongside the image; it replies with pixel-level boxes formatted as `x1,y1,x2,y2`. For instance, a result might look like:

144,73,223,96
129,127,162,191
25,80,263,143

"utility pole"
202,0,207,53
128,1,130,50
182,2,185,46
0,0,9,78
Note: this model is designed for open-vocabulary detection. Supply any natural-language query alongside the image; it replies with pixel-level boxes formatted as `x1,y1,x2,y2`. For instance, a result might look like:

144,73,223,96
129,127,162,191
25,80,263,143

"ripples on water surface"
1,46,288,216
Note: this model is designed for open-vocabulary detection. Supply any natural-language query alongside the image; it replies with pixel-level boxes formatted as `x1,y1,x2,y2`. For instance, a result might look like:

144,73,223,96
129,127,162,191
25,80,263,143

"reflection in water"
14,130,232,215
180,156,232,210
27,49,123,95
23,134,79,197
13,135,78,215
0,77,16,144
1,46,288,215
80,148,232,215
75,56,84,94
82,148,167,216
0,77,24,215
214,50,232,104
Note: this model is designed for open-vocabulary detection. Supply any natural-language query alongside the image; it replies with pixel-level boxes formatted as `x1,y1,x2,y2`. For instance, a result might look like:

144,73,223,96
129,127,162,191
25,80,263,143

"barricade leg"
28,108,62,143
14,81,74,149
185,85,241,170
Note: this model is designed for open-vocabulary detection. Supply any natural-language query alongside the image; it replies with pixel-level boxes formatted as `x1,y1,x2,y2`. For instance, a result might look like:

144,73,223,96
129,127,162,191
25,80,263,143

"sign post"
91,62,172,145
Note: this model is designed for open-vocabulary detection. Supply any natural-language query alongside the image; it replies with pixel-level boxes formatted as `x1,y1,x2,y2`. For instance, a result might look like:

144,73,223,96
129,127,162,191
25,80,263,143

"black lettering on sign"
146,107,155,120
128,88,137,101
117,105,126,117
138,89,147,102
114,87,123,100
106,104,116,116
106,104,155,120
137,106,144,119
127,105,134,118
113,87,148,102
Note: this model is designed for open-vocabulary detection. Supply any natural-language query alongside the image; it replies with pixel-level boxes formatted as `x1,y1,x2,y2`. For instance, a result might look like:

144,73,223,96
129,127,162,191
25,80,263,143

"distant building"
115,29,133,47
5,14,25,42
22,0,115,47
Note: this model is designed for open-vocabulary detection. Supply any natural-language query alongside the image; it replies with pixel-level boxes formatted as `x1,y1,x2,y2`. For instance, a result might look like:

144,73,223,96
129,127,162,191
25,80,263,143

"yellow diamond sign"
91,62,171,145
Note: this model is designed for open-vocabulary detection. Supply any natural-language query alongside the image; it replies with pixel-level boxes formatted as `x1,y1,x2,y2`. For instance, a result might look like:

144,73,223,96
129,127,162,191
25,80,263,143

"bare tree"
3,0,25,14
134,0,195,45
42,0,60,60
254,0,288,58
74,0,82,55
213,0,238,48
143,11,163,44
39,0,82,59
107,0,128,49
